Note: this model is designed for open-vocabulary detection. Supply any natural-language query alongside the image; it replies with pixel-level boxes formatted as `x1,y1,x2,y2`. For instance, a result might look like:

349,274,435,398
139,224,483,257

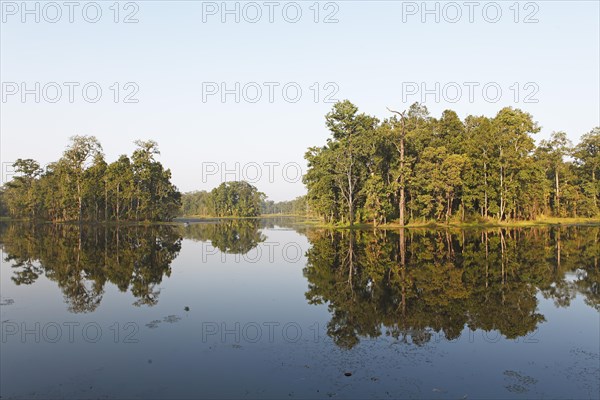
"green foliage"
210,181,265,217
305,101,599,224
180,181,265,217
2,136,181,222
181,190,213,216
573,127,600,216
304,100,379,225
0,188,8,217
261,195,308,215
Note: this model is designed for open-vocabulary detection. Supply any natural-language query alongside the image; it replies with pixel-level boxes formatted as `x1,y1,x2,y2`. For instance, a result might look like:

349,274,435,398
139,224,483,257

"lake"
1,219,599,399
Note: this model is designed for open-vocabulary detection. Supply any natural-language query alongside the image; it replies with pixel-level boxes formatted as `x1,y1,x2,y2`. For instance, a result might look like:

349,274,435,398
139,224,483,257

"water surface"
1,220,599,399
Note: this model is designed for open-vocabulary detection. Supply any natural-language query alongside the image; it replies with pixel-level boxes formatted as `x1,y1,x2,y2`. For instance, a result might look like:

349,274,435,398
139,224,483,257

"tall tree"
573,127,600,212
538,131,572,216
210,181,265,217
386,108,408,226
3,137,180,222
316,100,378,225
62,135,103,223
5,159,42,219
492,108,539,220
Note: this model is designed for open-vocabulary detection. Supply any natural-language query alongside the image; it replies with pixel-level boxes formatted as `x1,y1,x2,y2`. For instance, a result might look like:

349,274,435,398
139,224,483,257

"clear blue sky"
1,0,599,201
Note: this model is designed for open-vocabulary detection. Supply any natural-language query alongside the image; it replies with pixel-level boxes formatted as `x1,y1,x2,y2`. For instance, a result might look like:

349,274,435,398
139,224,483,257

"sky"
1,0,599,201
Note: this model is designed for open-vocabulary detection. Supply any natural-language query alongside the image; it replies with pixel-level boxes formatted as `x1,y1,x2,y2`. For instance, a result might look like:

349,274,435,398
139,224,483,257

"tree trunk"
104,180,108,222
399,184,405,226
593,169,597,209
116,184,120,222
555,168,560,215
388,108,407,226
483,161,488,218
499,164,504,221
399,123,406,226
347,160,354,226
77,180,83,225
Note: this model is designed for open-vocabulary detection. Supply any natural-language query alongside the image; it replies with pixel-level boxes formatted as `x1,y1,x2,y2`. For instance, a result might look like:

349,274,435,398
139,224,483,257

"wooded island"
304,101,600,226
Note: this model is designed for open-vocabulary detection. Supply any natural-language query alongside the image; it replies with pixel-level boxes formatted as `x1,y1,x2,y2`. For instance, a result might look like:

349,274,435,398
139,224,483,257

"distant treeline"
262,196,307,215
0,136,181,222
304,101,600,225
181,184,307,217
181,181,265,217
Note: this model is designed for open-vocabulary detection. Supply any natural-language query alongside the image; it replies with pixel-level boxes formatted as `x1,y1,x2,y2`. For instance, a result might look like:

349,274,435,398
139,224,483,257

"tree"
5,159,42,219
304,101,378,226
573,127,600,212
538,131,572,216
304,145,341,223
260,196,308,215
491,108,539,220
362,174,392,225
106,155,134,222
463,115,496,218
386,107,408,226
305,102,596,224
61,136,103,223
3,137,180,222
210,181,265,217
181,190,213,216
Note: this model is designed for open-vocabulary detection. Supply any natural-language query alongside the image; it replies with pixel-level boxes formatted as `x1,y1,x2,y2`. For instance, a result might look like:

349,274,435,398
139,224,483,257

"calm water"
1,219,599,399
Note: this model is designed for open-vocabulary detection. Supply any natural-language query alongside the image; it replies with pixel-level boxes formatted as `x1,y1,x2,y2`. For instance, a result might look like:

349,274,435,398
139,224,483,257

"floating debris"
503,370,537,393
0,298,15,306
145,320,162,329
163,315,181,323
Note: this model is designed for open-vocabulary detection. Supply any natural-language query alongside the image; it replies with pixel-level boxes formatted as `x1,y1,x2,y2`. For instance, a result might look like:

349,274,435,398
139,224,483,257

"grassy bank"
3,215,600,229
298,217,600,230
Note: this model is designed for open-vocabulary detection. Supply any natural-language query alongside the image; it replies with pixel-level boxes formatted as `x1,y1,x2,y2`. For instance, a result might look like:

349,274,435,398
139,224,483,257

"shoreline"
2,215,600,229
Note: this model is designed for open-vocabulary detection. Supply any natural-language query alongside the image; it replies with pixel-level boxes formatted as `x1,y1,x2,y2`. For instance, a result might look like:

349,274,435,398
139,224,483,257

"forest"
0,136,181,222
304,101,600,226
180,181,266,218
0,135,292,221
180,182,308,217
2,102,599,226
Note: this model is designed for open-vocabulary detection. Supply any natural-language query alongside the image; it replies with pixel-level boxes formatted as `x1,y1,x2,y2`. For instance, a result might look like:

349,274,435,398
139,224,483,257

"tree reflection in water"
183,219,265,254
0,223,182,312
1,221,598,348
303,227,600,349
